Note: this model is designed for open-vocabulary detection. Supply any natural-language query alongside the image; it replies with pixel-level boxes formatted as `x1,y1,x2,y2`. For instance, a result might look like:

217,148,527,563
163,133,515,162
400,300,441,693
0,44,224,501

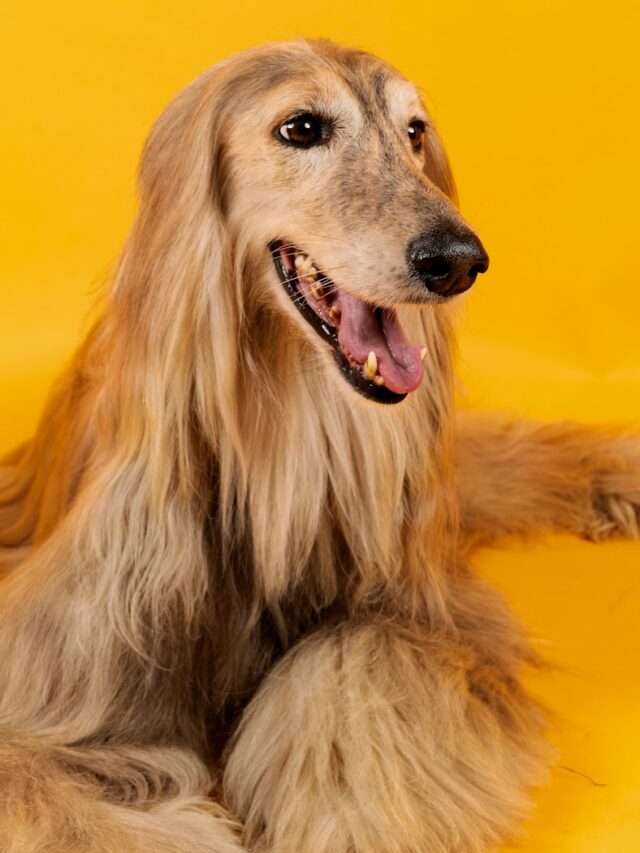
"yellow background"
1,2,639,850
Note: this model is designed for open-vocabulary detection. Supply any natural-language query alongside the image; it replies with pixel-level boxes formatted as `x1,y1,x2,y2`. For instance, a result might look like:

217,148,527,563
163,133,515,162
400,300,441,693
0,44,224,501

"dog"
0,38,638,853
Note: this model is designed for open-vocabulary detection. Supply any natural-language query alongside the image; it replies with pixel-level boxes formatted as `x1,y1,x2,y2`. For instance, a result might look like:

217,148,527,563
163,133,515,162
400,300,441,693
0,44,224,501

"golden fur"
0,39,638,852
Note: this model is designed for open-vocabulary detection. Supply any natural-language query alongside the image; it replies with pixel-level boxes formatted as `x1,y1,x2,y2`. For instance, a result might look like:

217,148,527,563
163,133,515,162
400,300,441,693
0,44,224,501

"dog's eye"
408,120,425,151
278,114,326,148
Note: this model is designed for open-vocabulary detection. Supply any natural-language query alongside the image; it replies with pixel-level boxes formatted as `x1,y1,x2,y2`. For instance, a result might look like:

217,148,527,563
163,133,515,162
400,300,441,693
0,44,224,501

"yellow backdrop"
1,2,639,850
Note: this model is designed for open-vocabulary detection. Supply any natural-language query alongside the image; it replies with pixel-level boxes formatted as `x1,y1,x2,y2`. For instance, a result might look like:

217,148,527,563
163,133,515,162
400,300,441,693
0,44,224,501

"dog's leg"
224,615,549,853
456,415,640,547
0,734,246,853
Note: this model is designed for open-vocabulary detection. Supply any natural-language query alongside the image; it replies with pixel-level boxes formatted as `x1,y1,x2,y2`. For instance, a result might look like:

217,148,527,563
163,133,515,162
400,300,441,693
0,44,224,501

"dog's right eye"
277,114,327,148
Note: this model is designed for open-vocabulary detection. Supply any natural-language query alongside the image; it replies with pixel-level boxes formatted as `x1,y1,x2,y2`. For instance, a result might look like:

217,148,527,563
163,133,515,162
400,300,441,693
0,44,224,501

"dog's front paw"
584,439,640,541
583,493,640,541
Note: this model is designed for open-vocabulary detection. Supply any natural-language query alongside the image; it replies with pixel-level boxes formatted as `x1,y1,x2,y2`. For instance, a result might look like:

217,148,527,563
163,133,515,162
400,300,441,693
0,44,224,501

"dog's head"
135,39,488,406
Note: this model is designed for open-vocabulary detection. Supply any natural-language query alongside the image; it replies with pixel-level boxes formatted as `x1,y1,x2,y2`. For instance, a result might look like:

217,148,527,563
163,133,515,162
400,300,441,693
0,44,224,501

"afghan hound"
0,38,638,853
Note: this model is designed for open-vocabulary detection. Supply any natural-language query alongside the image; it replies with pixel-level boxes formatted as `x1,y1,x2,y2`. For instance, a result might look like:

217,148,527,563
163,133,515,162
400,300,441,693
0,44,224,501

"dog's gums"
271,241,425,404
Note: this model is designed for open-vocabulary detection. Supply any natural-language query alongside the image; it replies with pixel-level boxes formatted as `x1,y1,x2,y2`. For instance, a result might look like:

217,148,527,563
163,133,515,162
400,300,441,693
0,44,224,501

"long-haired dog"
0,38,639,853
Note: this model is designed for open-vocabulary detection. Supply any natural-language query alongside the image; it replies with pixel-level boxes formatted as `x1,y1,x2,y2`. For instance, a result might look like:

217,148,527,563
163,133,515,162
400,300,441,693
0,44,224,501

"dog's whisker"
287,286,341,309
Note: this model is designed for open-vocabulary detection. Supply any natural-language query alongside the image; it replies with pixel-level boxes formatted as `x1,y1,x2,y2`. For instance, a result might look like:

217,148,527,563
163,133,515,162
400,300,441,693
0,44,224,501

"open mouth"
270,240,425,404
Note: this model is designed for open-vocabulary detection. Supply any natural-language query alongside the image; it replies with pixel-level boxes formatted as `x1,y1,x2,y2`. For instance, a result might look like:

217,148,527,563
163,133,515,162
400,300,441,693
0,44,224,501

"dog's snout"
408,230,489,297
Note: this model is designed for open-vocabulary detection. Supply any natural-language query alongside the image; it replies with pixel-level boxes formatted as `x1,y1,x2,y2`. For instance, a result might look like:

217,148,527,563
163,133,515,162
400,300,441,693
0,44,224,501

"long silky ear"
0,68,232,576
423,124,458,205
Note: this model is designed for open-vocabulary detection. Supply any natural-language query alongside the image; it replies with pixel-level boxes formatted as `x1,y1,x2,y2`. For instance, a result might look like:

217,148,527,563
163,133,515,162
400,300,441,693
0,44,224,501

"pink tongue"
336,292,424,395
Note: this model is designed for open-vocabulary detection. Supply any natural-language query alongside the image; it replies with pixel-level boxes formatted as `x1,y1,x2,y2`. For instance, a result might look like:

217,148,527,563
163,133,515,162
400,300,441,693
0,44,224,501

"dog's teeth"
373,374,385,386
328,306,339,320
363,365,375,380
294,254,318,281
311,281,325,299
420,347,427,361
363,351,378,380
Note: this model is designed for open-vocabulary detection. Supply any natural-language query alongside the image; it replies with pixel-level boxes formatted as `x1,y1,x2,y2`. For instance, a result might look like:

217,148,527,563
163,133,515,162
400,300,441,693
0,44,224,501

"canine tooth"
373,374,385,386
420,347,427,361
328,306,339,319
294,254,318,281
363,351,378,379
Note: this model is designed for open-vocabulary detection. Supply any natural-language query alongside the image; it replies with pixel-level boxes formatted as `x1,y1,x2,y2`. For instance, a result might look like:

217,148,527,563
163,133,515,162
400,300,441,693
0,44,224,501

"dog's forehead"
331,66,425,120
372,74,425,118
315,52,422,108
219,45,425,124
268,71,423,122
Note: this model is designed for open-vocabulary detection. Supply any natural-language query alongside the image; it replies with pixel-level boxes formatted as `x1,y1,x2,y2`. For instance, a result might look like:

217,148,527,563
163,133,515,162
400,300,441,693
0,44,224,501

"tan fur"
0,38,638,852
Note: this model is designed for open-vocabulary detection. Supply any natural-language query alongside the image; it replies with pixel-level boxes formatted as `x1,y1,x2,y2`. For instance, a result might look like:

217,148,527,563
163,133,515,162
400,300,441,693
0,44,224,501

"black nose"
408,229,489,297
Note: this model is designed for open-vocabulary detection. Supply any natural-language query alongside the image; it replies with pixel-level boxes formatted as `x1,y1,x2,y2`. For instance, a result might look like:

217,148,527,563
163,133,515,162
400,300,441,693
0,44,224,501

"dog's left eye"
278,114,327,148
408,120,425,151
